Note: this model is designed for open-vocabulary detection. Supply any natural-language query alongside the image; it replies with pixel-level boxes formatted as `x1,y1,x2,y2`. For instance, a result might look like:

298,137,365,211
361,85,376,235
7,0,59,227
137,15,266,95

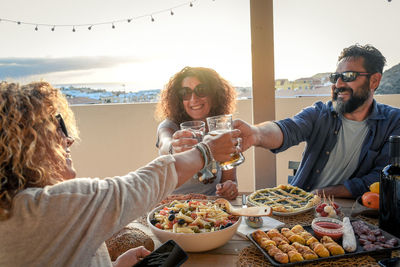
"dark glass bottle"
379,135,400,238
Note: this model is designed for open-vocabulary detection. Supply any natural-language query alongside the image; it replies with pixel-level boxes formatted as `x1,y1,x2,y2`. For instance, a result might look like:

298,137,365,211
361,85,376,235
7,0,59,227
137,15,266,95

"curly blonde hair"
0,81,78,220
155,66,236,124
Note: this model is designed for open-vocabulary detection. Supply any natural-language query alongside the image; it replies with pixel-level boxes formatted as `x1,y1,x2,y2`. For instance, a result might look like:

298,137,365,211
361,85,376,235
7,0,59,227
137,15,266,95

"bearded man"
234,44,400,198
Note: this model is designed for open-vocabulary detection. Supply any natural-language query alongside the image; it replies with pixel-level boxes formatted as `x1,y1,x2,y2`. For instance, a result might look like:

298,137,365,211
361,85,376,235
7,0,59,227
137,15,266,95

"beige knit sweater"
0,155,177,267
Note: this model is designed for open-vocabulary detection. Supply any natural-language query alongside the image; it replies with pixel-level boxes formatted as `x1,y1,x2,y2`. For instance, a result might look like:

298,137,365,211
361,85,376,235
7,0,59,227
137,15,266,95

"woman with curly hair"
155,66,239,200
0,81,238,266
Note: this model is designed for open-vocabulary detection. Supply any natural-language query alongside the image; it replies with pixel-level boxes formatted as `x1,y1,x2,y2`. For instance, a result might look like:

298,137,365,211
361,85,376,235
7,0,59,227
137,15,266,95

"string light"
0,0,199,32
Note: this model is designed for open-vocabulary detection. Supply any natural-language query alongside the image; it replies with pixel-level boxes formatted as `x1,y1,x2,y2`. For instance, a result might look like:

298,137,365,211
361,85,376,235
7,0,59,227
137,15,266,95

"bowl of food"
311,217,343,241
147,199,241,252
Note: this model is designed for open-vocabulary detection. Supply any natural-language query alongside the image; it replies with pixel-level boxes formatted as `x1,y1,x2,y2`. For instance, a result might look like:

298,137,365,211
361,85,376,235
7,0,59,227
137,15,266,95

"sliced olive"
168,214,175,221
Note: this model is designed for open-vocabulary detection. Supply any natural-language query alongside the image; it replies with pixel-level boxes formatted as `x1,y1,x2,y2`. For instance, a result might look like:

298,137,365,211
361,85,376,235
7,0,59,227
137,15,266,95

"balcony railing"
70,94,400,192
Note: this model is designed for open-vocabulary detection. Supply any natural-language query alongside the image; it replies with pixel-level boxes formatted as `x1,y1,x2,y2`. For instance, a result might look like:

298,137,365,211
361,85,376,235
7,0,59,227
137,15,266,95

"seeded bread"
106,226,154,261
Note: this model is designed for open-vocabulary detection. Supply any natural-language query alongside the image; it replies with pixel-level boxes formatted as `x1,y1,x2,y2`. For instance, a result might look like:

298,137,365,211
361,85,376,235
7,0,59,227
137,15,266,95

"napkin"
236,216,285,239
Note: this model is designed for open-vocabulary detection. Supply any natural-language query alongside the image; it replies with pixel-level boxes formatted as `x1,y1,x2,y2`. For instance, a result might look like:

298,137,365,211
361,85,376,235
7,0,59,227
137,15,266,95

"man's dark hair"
338,44,386,74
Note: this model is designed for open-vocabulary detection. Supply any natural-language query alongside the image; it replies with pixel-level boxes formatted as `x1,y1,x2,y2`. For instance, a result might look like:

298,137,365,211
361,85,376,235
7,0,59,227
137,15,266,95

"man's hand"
112,246,151,267
232,119,257,151
203,129,241,163
312,185,353,199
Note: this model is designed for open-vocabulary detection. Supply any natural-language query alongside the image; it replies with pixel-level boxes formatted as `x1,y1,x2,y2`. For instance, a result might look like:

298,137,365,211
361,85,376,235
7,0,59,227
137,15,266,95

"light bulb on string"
51,26,55,31
35,25,38,31
170,10,174,15
72,26,76,32
151,15,155,22
17,21,21,25
88,25,93,30
112,23,115,29
127,19,132,23
190,2,193,7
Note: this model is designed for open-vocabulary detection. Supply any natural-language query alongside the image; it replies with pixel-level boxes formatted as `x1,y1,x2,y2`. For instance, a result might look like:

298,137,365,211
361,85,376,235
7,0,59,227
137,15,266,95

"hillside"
376,63,400,94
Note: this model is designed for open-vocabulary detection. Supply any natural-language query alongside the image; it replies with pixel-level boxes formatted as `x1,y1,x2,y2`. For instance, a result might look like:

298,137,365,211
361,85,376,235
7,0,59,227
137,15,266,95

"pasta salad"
150,200,239,233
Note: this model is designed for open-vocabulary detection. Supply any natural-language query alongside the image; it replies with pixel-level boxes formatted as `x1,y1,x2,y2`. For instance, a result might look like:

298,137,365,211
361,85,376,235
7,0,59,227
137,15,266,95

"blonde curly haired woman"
0,81,239,266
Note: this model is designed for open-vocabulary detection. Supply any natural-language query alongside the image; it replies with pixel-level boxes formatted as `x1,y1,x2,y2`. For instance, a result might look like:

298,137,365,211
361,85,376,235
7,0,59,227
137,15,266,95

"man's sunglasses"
329,71,371,83
178,84,210,101
56,114,69,137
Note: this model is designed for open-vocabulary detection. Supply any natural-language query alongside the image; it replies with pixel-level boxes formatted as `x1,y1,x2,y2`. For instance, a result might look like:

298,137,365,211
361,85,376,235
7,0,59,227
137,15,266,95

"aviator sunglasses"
56,114,69,137
329,71,371,83
179,84,210,100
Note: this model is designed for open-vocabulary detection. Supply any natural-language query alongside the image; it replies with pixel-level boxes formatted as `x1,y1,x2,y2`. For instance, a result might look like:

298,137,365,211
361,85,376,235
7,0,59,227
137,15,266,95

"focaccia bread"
248,184,320,213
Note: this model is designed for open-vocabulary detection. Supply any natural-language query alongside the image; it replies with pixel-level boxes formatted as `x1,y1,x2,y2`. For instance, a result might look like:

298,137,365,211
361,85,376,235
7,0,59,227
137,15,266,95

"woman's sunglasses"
329,71,371,83
178,84,210,101
56,114,69,137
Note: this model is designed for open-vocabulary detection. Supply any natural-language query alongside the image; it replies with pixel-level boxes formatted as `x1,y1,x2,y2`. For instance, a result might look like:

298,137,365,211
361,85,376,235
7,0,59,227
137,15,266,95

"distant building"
275,73,330,91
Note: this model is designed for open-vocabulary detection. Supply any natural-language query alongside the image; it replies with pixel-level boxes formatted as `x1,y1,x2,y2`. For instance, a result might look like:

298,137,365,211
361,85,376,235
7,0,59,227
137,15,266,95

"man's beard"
333,82,371,114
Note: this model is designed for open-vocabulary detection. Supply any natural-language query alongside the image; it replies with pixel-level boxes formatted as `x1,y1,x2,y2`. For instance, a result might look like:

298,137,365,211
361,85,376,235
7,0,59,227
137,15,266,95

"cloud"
0,56,138,79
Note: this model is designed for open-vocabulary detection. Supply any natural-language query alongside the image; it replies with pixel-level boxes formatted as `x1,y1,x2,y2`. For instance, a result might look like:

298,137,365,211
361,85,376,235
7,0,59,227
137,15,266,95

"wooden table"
130,195,394,267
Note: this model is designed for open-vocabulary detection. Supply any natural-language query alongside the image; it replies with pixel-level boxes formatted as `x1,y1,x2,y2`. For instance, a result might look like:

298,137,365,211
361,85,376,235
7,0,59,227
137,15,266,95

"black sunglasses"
56,114,69,137
329,71,371,83
178,84,210,100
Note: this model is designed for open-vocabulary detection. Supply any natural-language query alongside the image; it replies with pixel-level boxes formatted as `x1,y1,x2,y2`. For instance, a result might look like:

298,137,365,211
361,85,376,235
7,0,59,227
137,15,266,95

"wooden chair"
288,161,300,184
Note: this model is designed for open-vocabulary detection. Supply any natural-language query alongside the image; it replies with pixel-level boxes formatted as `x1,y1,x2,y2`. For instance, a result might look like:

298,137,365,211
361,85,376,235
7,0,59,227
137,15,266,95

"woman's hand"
216,180,238,200
171,130,199,153
112,246,151,267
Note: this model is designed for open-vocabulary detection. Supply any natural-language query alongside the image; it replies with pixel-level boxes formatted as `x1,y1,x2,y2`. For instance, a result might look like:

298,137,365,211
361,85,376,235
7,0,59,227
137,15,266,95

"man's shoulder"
374,101,400,120
309,100,334,113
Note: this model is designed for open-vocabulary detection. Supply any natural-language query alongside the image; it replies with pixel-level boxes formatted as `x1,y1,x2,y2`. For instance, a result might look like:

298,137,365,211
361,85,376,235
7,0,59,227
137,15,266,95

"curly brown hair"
155,66,236,124
0,81,78,220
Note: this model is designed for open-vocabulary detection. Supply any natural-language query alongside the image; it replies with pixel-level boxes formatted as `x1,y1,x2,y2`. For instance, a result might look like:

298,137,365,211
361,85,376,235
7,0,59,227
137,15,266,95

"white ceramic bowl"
147,202,242,252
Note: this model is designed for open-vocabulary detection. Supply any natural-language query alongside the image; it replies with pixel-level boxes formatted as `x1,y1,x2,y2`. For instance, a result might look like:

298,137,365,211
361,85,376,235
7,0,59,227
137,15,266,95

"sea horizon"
54,82,155,93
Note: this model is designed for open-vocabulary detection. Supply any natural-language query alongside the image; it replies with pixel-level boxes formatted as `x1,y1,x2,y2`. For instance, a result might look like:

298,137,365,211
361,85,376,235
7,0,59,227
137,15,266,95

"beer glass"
206,114,245,170
179,120,205,143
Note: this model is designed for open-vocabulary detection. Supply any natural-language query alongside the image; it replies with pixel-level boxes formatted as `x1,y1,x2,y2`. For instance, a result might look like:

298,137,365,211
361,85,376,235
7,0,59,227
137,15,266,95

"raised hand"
232,119,257,152
171,129,200,153
203,129,241,163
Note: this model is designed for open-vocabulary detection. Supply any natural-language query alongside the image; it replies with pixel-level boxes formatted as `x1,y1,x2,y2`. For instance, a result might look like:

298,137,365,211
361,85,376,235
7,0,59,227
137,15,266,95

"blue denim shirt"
272,100,400,198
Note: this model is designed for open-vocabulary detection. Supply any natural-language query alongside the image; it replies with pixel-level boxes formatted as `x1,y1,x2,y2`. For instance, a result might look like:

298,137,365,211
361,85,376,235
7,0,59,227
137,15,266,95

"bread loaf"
106,226,154,261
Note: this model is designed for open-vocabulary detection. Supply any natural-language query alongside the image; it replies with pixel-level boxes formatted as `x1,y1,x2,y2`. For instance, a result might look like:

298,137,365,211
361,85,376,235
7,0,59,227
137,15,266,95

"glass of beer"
206,114,245,170
180,120,206,143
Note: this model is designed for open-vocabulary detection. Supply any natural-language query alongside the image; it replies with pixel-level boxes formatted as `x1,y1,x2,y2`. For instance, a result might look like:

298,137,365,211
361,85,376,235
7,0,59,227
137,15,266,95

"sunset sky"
1,0,399,91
